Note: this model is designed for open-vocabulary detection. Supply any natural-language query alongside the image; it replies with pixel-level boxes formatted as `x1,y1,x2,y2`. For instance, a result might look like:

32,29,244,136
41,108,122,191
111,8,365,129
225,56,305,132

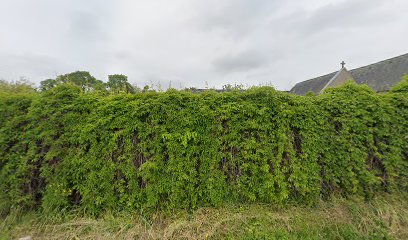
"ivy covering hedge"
1,78,407,215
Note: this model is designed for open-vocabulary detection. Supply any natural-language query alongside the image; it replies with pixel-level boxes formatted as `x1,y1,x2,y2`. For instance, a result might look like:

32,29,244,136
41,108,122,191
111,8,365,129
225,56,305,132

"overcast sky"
1,0,408,90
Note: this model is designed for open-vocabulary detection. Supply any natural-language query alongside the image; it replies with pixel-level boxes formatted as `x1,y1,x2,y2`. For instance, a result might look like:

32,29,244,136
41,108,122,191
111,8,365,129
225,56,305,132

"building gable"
290,53,408,95
320,68,355,93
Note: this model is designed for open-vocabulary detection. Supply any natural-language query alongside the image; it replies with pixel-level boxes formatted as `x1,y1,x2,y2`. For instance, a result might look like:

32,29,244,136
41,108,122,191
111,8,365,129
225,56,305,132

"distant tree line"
39,71,139,93
2,71,250,95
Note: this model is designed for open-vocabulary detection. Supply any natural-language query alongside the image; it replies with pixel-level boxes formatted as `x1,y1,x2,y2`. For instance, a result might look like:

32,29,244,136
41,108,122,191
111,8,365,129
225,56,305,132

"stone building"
290,53,408,95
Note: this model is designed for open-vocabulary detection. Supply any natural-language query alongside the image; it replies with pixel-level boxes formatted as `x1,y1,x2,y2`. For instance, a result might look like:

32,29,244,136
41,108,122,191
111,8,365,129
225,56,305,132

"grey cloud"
1,0,408,91
68,12,106,42
66,0,117,41
191,0,281,34
305,0,392,31
0,53,70,81
212,50,272,73
272,0,395,38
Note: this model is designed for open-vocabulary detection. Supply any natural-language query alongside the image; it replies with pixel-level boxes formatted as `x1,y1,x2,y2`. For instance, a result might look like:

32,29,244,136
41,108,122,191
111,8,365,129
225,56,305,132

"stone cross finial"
341,61,346,68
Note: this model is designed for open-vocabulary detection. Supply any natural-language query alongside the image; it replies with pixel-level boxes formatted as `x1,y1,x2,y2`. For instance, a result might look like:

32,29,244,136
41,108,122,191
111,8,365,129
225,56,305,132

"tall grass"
2,193,407,239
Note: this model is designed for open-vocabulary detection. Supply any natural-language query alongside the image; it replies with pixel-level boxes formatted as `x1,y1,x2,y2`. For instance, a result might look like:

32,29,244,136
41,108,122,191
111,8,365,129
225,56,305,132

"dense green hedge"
1,78,407,215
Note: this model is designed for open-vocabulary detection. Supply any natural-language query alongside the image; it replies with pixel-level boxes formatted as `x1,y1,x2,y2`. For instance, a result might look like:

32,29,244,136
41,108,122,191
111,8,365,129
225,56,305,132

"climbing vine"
0,78,407,215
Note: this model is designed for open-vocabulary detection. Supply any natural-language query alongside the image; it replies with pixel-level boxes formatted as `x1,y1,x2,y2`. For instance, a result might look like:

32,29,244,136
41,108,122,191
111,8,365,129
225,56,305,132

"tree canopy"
39,71,138,93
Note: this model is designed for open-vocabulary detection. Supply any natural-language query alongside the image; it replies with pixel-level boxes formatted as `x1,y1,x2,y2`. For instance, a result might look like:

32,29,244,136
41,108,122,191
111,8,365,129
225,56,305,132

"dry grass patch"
1,193,408,240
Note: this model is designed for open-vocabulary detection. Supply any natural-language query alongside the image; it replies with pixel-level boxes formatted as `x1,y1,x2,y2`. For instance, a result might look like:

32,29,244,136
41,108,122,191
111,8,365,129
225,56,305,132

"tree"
107,74,134,93
0,79,36,94
40,79,58,91
40,71,106,92
222,83,244,92
57,71,105,92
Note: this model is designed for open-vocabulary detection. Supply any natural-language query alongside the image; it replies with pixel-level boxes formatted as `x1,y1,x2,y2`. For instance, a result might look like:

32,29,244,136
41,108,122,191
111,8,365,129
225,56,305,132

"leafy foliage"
40,71,107,92
107,74,136,93
0,79,36,94
39,71,139,94
0,78,407,216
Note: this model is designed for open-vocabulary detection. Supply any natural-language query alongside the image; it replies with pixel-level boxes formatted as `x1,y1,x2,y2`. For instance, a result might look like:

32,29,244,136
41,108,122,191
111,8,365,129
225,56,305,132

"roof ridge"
295,71,337,86
350,52,408,73
301,53,408,85
291,52,408,94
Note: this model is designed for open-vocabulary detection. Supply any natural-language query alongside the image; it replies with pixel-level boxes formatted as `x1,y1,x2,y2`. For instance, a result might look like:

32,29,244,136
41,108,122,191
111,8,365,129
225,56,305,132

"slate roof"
290,53,408,95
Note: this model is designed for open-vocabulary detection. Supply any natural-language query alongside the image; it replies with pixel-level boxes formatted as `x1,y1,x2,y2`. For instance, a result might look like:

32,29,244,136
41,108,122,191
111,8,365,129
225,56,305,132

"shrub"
0,80,407,215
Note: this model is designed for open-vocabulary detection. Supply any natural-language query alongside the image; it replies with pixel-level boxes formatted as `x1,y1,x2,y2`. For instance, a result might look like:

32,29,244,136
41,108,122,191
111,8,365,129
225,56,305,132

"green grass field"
2,193,407,240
